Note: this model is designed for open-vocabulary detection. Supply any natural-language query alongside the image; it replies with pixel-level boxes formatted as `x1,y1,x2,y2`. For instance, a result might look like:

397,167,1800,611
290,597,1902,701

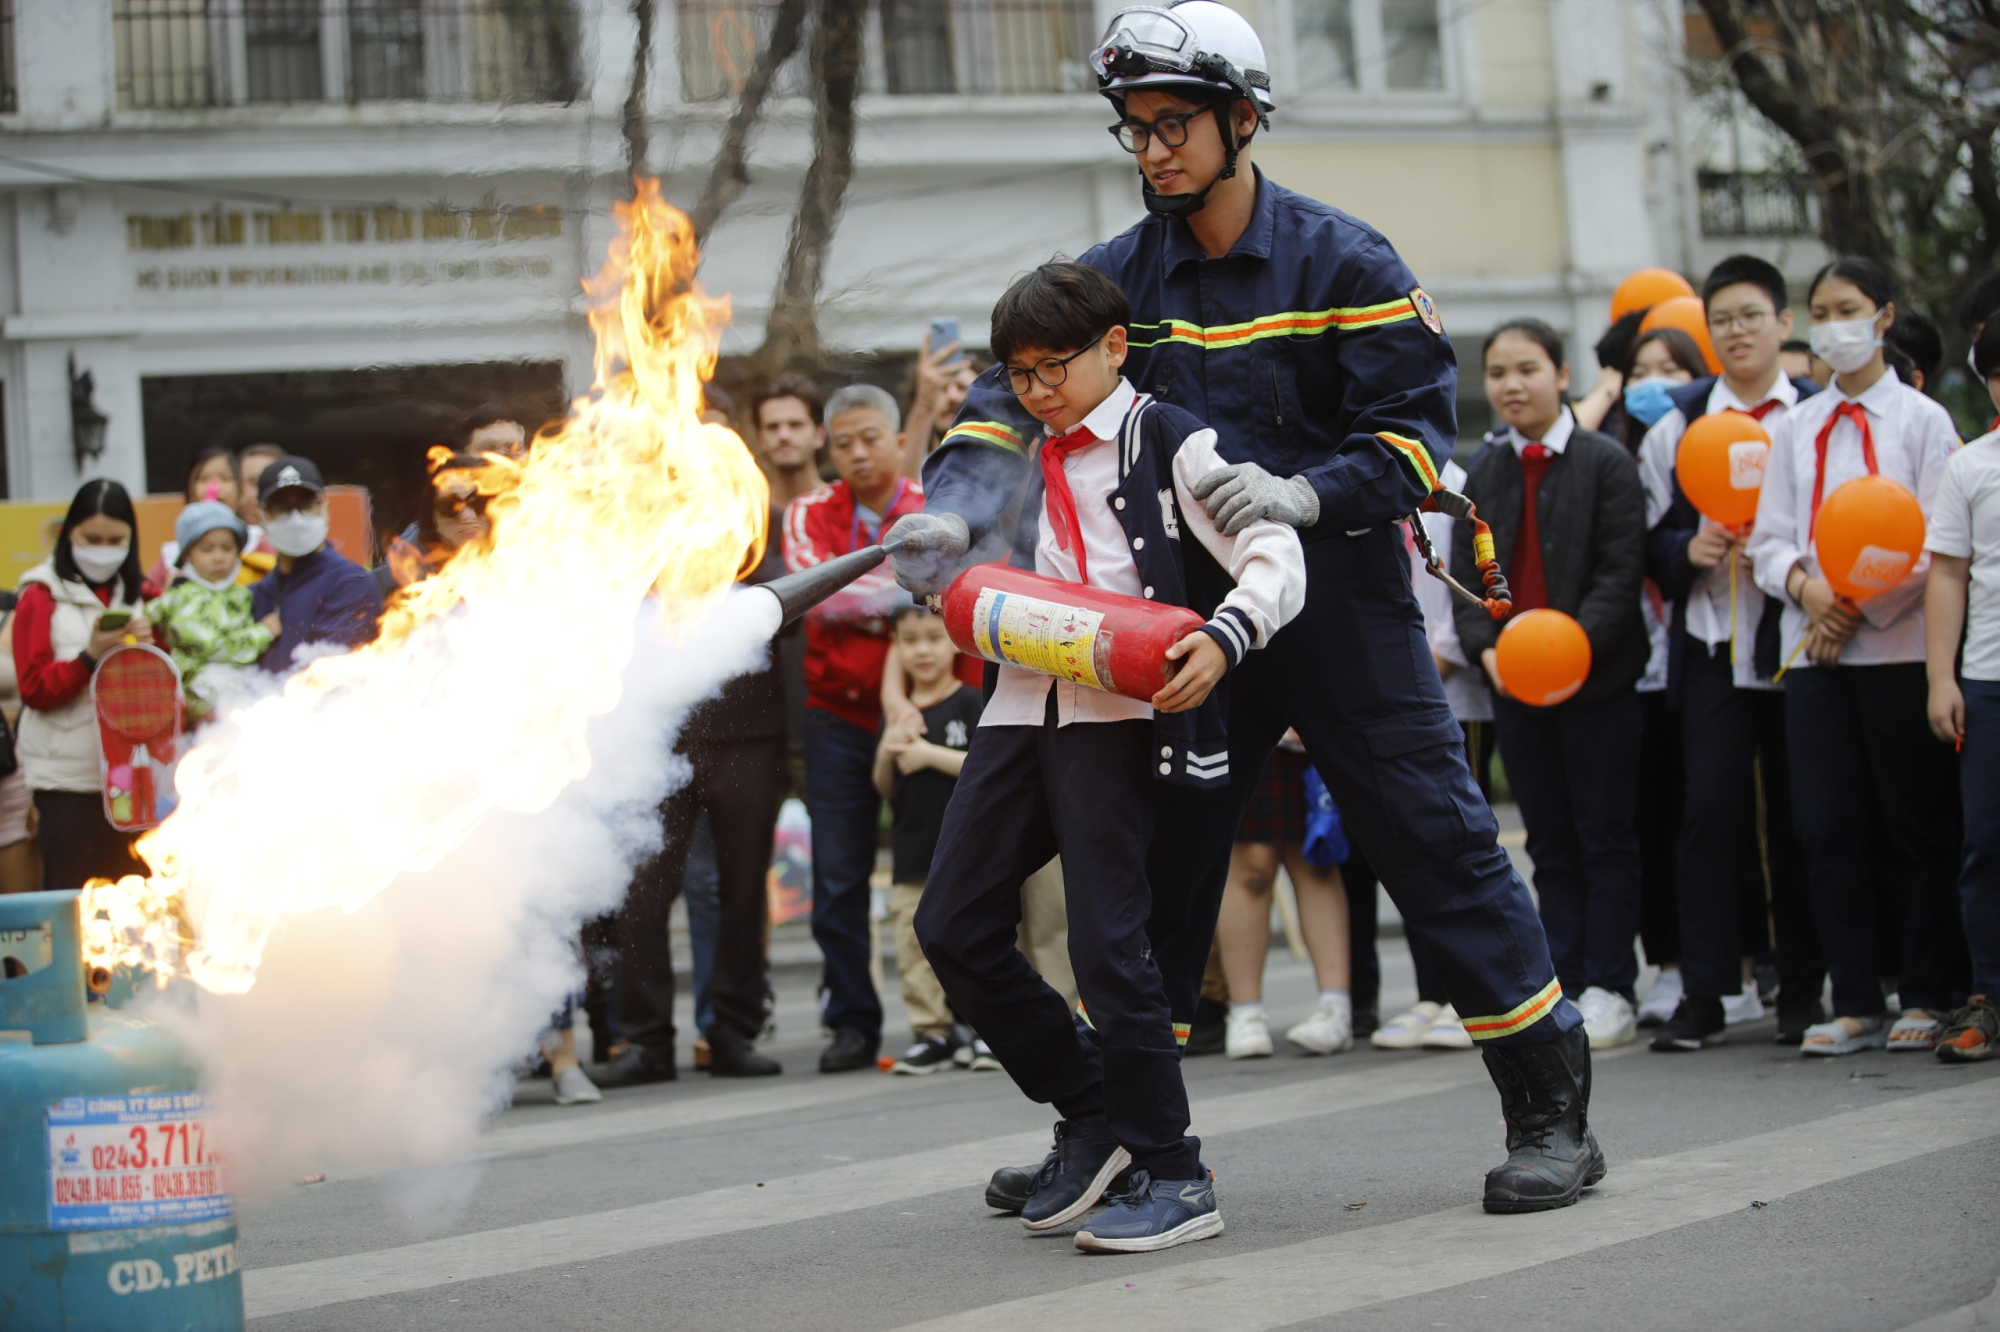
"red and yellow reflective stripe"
1127,298,1419,350
1461,979,1563,1041
1173,1022,1193,1047
943,421,1025,455
1378,429,1440,493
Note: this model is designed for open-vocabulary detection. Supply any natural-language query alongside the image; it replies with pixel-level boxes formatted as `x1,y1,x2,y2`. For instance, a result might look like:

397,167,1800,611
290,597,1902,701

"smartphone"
928,317,966,366
97,610,132,632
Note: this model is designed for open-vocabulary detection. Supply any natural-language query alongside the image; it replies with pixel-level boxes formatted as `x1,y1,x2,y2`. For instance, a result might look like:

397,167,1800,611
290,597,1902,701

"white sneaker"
1636,968,1683,1028
1419,1004,1474,1050
552,1065,603,1105
1224,1007,1273,1059
1285,994,1354,1055
1722,988,1766,1025
1370,1001,1442,1050
1577,986,1637,1049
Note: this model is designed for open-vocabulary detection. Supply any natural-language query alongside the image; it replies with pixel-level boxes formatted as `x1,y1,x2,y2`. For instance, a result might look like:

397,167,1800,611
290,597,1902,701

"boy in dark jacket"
901,262,1304,1254
1454,318,1648,1050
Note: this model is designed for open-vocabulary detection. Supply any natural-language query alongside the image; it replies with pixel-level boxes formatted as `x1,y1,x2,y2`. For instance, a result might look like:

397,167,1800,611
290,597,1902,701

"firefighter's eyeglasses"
1003,330,1108,395
1110,104,1214,154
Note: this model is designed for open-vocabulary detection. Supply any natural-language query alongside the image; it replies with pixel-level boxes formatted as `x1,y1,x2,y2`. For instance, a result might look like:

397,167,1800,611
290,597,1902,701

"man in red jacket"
785,383,927,1072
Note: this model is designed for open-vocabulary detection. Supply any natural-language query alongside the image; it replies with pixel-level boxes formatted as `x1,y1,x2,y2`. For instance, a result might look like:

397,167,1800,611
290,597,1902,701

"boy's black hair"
1702,253,1790,313
1622,327,1709,382
1974,319,2000,379
752,372,825,427
54,477,143,603
1483,318,1565,370
1885,309,1941,385
1957,271,2000,335
891,601,942,631
456,402,522,445
1593,310,1645,376
1885,343,1916,384
991,261,1131,365
1780,339,1812,354
1808,257,1893,311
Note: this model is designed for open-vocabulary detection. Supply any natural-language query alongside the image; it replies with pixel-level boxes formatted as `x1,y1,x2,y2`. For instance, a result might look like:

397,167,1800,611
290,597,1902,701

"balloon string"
1772,634,1806,683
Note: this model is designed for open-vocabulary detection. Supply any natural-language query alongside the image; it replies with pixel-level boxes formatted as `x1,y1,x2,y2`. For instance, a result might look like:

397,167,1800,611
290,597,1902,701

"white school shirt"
1406,459,1492,722
982,377,1306,727
1925,428,2000,681
1745,368,1959,668
1637,374,1802,690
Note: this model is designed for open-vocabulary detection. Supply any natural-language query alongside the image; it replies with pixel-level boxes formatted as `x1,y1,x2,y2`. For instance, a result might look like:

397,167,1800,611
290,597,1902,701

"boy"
145,500,276,717
1636,254,1826,1050
873,604,986,1073
784,384,927,1073
1923,317,2000,1063
909,261,1304,1254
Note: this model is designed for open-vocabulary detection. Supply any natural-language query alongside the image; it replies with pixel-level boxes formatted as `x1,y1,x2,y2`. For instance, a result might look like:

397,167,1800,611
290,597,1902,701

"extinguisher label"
46,1093,231,1230
970,588,1107,691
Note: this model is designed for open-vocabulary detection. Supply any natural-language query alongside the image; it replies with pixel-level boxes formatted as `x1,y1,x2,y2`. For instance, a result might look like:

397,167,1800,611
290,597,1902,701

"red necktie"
1807,401,1878,540
1510,443,1553,614
1039,425,1102,584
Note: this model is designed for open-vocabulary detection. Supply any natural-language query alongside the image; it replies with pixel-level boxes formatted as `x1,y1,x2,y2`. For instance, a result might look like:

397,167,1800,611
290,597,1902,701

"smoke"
144,591,781,1213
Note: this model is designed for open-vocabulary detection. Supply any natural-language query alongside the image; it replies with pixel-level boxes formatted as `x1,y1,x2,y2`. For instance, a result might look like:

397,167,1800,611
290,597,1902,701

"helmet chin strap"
1139,96,1251,220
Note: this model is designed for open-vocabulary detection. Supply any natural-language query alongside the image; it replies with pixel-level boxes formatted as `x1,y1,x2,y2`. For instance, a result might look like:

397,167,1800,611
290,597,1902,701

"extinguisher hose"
1412,489,1512,620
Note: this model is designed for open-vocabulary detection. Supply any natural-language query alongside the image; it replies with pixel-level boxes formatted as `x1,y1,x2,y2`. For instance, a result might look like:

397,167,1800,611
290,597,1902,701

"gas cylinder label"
970,588,1106,690
46,1093,230,1230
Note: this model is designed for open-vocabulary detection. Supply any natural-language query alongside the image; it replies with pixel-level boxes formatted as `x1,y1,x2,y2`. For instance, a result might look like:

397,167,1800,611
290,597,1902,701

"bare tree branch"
623,0,657,187
689,0,814,244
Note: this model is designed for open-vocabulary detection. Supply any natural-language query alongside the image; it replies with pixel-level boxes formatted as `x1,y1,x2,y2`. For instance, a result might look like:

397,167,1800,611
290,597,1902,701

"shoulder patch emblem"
1410,287,1443,336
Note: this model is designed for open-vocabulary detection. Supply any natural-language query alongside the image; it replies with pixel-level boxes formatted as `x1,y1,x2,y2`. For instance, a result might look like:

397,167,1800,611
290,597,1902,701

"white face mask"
70,542,129,584
183,564,241,593
1809,315,1882,376
265,510,328,558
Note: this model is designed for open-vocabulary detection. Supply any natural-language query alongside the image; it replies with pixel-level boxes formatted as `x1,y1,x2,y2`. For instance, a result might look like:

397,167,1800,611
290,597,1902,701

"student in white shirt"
1921,318,2000,1063
1638,255,1827,1051
1745,256,1970,1057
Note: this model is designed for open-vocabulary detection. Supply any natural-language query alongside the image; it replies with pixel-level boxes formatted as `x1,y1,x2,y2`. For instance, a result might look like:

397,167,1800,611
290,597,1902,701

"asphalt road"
237,912,2000,1332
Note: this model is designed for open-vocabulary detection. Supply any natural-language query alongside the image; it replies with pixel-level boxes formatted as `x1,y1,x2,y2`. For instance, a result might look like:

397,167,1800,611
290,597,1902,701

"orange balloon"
1814,475,1927,603
1639,295,1721,373
1495,608,1593,707
1674,413,1770,530
1611,268,1696,323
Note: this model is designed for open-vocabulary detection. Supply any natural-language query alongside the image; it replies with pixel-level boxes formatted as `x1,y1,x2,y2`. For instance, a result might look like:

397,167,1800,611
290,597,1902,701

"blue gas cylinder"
0,890,244,1330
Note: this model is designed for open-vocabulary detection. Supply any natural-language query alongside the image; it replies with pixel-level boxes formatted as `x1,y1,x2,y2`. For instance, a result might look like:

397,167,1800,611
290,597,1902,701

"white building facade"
0,0,1809,506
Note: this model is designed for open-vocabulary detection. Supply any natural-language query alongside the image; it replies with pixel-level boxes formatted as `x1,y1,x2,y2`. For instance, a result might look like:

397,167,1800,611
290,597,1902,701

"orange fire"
81,179,770,994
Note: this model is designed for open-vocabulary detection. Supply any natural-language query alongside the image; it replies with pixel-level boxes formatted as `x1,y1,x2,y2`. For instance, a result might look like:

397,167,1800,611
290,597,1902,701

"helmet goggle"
1090,7,1200,80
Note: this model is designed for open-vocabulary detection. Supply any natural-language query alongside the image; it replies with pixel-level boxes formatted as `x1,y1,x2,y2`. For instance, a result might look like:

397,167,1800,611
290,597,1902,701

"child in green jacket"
145,501,277,717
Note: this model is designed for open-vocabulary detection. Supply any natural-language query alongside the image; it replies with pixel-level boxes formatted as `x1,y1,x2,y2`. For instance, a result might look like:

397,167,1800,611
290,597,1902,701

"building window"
0,0,17,114
676,0,1094,100
1287,0,1444,96
112,0,579,109
1697,169,1815,239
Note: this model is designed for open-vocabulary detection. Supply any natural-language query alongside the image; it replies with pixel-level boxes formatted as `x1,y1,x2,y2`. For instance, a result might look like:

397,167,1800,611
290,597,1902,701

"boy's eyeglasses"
1003,330,1108,396
435,492,489,519
1707,309,1773,335
1109,104,1213,154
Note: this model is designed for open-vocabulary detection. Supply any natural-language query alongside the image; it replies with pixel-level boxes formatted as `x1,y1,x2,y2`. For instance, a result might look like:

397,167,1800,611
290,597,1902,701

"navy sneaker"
1074,1169,1224,1253
1019,1117,1132,1232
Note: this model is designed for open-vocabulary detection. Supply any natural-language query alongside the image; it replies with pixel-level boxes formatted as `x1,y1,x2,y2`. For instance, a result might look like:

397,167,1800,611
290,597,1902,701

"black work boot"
1480,1025,1607,1213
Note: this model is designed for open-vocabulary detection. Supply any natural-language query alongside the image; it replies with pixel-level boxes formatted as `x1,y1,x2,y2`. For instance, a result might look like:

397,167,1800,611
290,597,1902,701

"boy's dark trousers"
1493,689,1645,1001
915,694,1200,1179
802,709,885,1041
1675,639,1821,1005
1786,663,1969,1017
1959,679,2000,998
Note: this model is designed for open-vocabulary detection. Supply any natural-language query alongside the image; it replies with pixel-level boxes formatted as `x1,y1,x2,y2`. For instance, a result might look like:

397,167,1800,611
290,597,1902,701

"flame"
81,179,769,994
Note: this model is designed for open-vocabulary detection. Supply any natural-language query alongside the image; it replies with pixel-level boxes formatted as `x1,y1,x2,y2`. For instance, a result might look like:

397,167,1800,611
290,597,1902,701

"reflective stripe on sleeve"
1127,298,1420,350
943,421,1026,455
1377,430,1441,492
1461,978,1563,1041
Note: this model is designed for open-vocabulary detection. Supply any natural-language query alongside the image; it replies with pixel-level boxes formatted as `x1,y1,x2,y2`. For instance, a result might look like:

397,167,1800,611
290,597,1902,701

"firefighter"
888,0,1602,1214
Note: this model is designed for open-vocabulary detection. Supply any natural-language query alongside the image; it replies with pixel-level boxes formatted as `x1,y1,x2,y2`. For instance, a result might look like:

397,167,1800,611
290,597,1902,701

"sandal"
1799,1015,1888,1056
1888,1010,1943,1051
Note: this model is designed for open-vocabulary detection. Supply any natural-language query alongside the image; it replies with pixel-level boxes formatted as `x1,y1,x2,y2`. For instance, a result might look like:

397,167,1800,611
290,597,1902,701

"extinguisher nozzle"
754,543,890,628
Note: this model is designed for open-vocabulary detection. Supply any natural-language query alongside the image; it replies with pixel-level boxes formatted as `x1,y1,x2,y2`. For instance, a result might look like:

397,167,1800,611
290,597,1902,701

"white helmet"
1091,1,1275,117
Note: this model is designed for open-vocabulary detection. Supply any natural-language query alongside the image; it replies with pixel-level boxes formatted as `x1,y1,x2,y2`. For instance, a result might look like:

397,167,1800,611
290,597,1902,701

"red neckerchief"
1740,398,1781,422
1039,424,1103,584
1808,400,1878,540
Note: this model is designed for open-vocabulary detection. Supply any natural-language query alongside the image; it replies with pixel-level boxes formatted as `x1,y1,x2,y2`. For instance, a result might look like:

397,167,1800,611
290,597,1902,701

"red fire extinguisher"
937,563,1207,702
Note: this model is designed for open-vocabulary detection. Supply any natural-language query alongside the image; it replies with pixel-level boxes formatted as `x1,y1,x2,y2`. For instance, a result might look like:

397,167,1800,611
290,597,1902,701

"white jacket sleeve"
1638,413,1686,530
1171,427,1307,666
1747,414,1805,601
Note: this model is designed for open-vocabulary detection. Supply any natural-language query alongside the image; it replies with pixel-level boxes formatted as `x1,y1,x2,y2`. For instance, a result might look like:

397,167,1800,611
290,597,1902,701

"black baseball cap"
257,455,326,504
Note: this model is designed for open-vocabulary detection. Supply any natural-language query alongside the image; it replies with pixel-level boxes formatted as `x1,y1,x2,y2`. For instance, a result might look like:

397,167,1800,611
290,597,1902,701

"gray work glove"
1190,461,1321,536
885,512,970,598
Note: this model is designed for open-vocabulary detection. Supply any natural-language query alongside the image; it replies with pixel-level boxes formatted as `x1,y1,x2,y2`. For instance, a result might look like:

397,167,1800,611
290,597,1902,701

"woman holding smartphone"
13,478,154,889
